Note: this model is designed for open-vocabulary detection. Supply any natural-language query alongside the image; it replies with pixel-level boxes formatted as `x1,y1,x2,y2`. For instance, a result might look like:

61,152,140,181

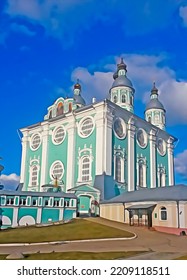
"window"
6,198,14,205
52,126,65,144
81,157,90,182
122,94,126,103
69,103,72,112
79,117,94,138
32,199,37,206
113,96,117,103
139,164,144,187
65,200,69,207
130,96,133,105
19,198,26,206
50,161,64,180
57,102,64,116
115,157,122,182
30,165,39,187
148,116,151,123
160,207,167,220
45,200,49,206
30,133,41,150
54,200,59,207
113,118,126,139
158,168,166,187
49,110,52,119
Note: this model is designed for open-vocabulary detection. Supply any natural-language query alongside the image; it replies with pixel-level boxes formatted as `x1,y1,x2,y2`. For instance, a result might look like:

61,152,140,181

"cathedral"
19,58,176,215
1,59,187,235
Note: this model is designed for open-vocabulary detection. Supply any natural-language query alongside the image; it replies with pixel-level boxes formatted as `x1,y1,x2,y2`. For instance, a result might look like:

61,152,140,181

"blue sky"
0,0,187,188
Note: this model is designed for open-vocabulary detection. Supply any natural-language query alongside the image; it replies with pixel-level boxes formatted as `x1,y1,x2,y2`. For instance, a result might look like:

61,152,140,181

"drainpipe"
176,200,180,229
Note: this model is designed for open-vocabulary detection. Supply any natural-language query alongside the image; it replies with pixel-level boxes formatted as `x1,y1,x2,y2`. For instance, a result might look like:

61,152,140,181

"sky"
0,0,187,188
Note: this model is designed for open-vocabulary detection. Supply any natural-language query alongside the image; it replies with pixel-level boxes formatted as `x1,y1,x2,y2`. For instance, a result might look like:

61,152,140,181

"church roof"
111,75,133,89
145,98,165,111
101,185,187,204
73,94,86,106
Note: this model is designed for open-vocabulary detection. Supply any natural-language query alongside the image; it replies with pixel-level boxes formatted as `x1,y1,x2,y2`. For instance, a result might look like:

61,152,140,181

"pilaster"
167,137,174,185
127,118,136,191
20,130,29,189
66,118,76,191
40,124,49,190
149,129,157,188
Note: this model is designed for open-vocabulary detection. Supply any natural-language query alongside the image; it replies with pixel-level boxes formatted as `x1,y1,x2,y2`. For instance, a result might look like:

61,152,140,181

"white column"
36,208,42,224
167,137,174,185
20,130,29,189
40,124,49,190
104,110,113,175
149,129,157,188
127,119,136,191
66,118,76,191
12,207,18,227
95,110,105,175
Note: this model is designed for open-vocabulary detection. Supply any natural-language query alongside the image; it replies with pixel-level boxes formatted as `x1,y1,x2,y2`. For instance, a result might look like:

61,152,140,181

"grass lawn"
175,255,187,260
0,219,134,244
0,251,144,260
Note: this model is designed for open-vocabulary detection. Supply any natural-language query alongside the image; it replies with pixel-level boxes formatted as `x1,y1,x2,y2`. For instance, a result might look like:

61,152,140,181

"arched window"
158,168,166,187
115,157,122,182
30,165,39,187
130,96,133,105
160,207,167,220
81,157,91,182
113,96,117,103
148,116,151,123
122,94,126,103
49,110,52,119
69,103,72,112
139,164,144,187
57,102,64,116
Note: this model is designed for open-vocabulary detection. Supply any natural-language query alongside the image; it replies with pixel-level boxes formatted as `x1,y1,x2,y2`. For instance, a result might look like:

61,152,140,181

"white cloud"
0,173,20,189
179,5,187,26
71,67,113,103
71,54,187,125
5,0,183,44
175,150,187,180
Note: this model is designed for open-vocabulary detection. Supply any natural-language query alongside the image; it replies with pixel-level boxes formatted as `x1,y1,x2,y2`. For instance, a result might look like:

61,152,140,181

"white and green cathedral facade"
19,59,176,217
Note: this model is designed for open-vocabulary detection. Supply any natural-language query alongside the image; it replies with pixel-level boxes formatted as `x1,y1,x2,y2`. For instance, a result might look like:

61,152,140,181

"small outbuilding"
100,185,187,235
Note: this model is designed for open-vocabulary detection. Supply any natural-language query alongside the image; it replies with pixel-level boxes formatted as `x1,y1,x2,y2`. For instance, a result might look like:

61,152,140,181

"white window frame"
30,133,42,151
49,197,54,207
160,206,167,221
52,126,66,145
114,156,125,183
137,159,147,188
78,116,95,138
50,160,64,181
78,155,92,182
59,198,64,207
38,197,43,207
29,164,39,187
158,167,166,187
26,196,31,206
0,196,6,206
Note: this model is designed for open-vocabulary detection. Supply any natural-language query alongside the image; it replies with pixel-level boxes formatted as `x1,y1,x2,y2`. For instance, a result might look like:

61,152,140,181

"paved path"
0,217,187,259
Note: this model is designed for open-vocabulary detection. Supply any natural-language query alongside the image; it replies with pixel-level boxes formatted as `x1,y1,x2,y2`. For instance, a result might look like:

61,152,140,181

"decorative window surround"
50,160,64,181
78,116,95,138
113,146,126,183
30,133,42,151
157,165,166,187
52,126,66,145
137,155,147,188
77,145,93,183
160,206,167,221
